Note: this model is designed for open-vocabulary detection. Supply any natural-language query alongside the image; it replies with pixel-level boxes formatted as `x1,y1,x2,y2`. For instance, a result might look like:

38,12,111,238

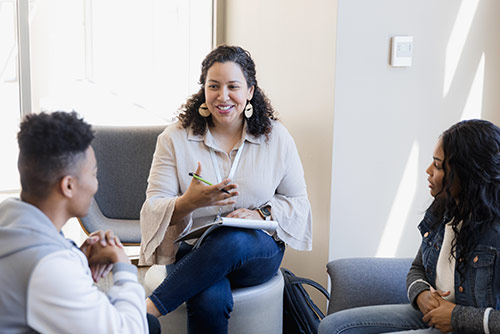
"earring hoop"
198,103,210,117
244,102,253,118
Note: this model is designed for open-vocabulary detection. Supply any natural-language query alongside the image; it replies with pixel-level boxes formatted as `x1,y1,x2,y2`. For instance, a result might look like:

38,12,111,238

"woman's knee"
205,228,256,256
186,279,233,319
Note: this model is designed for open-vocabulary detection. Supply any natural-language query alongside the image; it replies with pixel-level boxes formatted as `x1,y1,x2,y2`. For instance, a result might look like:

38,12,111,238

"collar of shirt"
186,121,263,152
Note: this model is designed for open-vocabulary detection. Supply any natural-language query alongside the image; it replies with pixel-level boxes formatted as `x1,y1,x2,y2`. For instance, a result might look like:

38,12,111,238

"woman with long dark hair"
139,45,312,333
320,119,500,333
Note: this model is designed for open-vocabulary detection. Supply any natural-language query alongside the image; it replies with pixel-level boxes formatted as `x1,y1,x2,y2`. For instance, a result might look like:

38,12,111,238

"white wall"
330,0,500,260
221,0,500,309
222,0,337,309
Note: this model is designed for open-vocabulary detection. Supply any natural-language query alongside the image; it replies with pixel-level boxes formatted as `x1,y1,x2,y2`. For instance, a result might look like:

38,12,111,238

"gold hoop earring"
198,103,210,117
244,102,253,118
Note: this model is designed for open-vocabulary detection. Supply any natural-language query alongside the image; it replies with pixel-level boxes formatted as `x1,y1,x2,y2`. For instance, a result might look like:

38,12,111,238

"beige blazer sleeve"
139,126,192,265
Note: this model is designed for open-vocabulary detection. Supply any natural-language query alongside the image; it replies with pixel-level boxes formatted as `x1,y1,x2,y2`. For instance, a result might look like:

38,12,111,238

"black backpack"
281,268,330,334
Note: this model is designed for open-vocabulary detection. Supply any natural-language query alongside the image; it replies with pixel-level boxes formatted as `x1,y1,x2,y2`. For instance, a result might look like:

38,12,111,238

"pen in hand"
189,172,231,194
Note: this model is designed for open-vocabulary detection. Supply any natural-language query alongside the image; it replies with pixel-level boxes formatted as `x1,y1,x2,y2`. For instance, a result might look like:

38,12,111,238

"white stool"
144,265,284,334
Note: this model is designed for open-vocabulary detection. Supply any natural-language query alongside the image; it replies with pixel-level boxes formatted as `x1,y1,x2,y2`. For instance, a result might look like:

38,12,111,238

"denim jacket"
407,210,500,333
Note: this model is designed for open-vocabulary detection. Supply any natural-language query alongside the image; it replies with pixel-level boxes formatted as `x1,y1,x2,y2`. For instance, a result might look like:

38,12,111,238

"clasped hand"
417,287,456,333
79,229,128,283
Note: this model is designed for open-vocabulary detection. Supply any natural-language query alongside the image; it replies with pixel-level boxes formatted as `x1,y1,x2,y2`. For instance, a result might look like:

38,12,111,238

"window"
7,0,213,244
28,0,213,125
0,0,21,199
1,0,213,195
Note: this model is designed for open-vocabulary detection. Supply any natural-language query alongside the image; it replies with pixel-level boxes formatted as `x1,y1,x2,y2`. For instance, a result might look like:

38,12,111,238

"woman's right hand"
180,162,239,211
416,287,449,315
416,289,439,315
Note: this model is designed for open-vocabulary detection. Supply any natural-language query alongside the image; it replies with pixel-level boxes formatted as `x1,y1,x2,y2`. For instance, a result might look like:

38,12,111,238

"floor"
96,265,151,293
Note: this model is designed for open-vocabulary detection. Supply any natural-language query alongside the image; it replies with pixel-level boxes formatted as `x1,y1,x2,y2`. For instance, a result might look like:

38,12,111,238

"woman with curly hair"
140,45,312,333
320,119,500,334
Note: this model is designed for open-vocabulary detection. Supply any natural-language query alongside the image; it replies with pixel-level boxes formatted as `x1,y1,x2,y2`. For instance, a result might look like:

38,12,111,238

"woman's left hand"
422,294,456,333
226,208,263,220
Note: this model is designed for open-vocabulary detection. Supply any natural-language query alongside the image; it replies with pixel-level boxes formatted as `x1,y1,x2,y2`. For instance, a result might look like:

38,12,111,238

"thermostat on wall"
391,36,413,67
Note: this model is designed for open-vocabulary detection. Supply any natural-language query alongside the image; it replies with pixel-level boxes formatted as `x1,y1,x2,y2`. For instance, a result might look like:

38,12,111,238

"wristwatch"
257,205,272,221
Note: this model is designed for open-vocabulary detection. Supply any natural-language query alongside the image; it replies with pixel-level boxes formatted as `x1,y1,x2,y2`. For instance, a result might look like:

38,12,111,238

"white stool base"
144,265,284,334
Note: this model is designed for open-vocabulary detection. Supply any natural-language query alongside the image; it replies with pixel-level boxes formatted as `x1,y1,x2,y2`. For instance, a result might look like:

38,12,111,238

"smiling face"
204,61,254,130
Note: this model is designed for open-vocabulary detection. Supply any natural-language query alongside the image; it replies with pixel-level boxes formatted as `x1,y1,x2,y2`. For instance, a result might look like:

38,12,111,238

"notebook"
174,216,278,246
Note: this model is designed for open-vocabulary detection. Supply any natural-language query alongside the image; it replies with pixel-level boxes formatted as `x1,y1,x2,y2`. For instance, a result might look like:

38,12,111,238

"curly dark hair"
17,111,94,199
428,119,500,283
177,45,277,138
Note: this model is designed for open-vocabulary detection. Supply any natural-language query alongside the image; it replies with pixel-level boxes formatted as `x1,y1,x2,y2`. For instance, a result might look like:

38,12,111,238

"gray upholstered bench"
319,257,413,333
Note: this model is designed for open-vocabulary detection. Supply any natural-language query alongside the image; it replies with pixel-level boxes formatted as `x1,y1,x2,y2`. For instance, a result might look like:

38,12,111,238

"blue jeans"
146,313,161,334
318,304,439,334
149,227,285,334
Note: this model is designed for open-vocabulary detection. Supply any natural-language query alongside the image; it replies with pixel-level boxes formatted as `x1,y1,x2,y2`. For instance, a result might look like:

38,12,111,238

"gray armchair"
319,257,413,333
325,257,413,315
79,125,166,244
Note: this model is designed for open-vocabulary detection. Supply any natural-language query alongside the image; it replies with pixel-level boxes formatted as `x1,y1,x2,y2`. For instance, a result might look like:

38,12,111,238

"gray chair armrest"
326,257,413,315
78,125,165,245
79,198,140,244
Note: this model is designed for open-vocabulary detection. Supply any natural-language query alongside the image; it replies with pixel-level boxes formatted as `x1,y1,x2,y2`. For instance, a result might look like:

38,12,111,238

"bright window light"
0,0,21,192
376,141,419,258
29,0,213,126
460,52,485,120
443,0,480,97
5,0,213,243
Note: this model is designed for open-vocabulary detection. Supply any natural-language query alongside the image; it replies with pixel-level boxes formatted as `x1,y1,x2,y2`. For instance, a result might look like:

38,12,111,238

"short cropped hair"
17,111,94,199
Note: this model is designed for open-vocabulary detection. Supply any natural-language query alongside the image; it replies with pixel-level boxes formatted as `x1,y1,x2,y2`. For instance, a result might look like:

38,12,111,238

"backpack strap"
281,268,330,320
288,276,330,300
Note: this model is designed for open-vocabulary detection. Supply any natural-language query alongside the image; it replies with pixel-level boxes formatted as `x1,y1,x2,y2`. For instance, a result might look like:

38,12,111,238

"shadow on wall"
331,0,499,260
377,0,488,256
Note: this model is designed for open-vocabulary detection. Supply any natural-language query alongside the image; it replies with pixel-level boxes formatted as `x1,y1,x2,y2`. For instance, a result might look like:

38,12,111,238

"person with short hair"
0,111,159,333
